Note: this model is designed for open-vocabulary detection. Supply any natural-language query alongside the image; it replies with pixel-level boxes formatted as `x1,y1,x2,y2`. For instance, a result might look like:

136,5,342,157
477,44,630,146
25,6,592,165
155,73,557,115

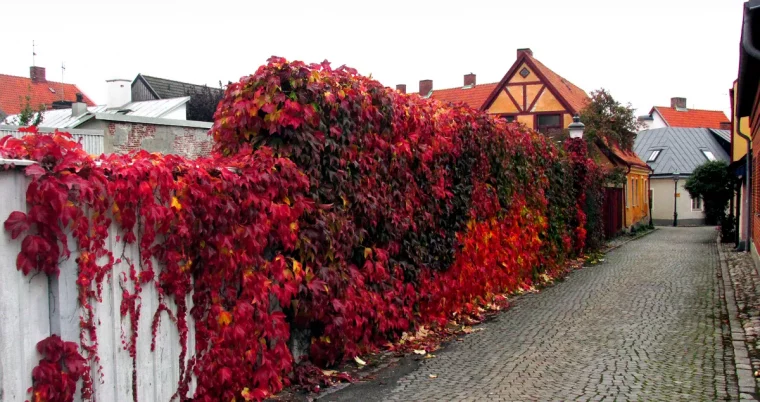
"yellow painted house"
406,48,651,234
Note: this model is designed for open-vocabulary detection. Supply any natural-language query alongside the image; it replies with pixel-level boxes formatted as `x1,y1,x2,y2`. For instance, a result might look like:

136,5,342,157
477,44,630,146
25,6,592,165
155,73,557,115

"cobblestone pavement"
326,227,739,401
722,242,760,393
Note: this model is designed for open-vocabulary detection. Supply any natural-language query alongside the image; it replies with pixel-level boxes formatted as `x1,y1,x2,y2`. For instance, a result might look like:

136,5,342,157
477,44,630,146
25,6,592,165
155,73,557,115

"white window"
691,196,702,211
702,150,716,161
647,150,661,162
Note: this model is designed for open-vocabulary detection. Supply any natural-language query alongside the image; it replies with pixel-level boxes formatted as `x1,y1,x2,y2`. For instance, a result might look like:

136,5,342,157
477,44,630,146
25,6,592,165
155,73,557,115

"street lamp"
568,115,585,139
673,170,680,227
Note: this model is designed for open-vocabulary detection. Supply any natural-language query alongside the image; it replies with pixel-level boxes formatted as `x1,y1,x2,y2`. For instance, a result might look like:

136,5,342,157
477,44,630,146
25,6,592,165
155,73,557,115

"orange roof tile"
651,106,729,129
0,74,95,116
526,55,589,114
609,143,649,169
425,82,499,109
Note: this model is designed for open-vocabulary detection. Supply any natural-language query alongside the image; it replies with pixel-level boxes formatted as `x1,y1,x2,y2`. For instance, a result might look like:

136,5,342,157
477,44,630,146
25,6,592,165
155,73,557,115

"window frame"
701,150,716,161
535,113,563,135
500,114,517,123
647,150,661,162
691,196,703,211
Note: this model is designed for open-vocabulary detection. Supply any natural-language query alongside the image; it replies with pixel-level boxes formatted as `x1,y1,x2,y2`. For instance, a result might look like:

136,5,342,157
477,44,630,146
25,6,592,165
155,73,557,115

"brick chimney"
464,73,476,87
30,66,46,83
516,48,533,58
671,97,687,110
720,121,731,130
396,84,406,94
419,79,432,97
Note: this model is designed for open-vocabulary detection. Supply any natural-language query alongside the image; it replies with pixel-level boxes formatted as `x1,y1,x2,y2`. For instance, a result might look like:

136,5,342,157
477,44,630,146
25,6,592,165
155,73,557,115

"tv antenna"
61,62,66,101
32,40,37,66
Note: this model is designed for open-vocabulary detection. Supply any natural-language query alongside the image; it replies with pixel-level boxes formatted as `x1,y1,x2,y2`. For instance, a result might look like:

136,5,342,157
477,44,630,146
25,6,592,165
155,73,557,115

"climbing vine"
3,57,605,401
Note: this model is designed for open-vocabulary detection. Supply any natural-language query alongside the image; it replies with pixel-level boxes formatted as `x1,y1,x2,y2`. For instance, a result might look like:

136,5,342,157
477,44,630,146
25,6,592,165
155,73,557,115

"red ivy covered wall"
1,57,605,402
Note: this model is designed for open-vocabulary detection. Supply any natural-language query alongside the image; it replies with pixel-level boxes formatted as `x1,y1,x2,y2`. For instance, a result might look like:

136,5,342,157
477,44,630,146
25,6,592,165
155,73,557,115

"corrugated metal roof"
0,125,104,155
2,97,190,128
633,127,730,176
709,128,731,143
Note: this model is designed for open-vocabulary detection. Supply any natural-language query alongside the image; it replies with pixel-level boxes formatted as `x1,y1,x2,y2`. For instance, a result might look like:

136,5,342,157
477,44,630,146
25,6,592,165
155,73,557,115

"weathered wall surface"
651,178,705,226
81,120,212,158
0,168,196,401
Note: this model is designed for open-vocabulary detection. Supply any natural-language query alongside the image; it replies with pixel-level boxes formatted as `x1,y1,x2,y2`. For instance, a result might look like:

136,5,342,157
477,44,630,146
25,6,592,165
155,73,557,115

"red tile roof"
609,143,649,169
426,82,499,108
0,74,95,116
526,55,589,114
651,106,729,129
418,53,589,113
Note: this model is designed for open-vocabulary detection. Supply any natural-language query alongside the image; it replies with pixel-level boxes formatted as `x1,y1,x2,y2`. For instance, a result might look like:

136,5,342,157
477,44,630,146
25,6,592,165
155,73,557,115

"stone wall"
80,119,212,159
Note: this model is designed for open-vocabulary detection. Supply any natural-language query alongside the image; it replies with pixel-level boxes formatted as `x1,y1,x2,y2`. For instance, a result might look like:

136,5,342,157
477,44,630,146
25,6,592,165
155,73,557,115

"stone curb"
717,238,759,401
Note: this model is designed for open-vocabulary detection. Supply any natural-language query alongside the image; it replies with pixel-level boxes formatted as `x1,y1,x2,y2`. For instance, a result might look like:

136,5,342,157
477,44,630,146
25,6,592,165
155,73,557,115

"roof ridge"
413,81,500,94
654,105,728,113
140,74,218,89
0,73,83,87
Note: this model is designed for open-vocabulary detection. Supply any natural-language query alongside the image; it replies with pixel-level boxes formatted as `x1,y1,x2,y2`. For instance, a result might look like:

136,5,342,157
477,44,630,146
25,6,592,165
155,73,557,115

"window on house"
536,114,562,136
702,150,716,161
691,196,702,210
647,150,661,162
501,115,516,123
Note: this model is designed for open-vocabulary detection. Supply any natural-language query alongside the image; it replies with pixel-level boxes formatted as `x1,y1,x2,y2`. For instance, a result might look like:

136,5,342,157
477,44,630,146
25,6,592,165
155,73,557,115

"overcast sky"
2,0,746,117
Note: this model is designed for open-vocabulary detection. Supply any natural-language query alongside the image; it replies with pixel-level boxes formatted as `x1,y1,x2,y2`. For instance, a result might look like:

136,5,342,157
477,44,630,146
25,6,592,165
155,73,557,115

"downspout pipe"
738,126,752,253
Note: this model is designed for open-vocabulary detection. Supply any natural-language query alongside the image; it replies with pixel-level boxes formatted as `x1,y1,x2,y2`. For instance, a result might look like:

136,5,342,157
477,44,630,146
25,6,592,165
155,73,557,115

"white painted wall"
649,110,669,129
650,177,706,225
0,168,196,401
163,104,187,120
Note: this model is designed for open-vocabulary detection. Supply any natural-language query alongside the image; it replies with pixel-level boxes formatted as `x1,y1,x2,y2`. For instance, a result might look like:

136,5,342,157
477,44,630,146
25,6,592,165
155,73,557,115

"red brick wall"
752,122,760,252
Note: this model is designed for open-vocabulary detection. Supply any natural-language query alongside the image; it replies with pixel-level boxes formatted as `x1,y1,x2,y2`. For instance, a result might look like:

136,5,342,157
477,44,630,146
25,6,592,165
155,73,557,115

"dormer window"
701,150,716,161
48,87,56,93
647,150,661,162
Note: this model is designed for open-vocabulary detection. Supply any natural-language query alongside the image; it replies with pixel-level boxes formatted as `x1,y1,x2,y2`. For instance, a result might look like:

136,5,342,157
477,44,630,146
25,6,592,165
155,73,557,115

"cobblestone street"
323,227,740,401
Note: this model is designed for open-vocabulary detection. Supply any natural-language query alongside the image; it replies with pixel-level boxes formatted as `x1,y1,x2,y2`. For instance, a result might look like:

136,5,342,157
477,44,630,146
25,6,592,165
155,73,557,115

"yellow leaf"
354,356,366,366
218,311,232,326
429,374,438,379
171,197,182,210
413,349,426,355
364,248,372,259
292,259,302,275
290,222,298,232
283,196,291,206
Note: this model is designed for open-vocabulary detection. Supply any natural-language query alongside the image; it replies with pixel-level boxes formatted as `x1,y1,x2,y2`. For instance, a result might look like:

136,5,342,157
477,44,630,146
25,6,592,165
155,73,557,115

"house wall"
625,167,651,227
79,120,212,159
650,177,705,226
131,79,158,102
162,104,187,120
752,102,760,253
485,61,572,132
733,81,752,162
649,111,668,129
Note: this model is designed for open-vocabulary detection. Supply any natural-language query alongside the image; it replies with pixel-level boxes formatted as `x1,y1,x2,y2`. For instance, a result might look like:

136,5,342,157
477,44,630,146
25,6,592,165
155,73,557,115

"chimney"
516,48,533,58
71,93,88,117
419,79,432,97
106,79,132,109
671,97,687,110
464,73,476,87
30,66,46,83
396,84,406,94
720,121,731,130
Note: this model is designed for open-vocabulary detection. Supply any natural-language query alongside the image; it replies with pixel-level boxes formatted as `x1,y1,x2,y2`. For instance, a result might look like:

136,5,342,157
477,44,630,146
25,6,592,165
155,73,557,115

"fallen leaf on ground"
322,369,337,376
424,354,436,359
354,356,366,366
413,349,426,355
429,374,437,379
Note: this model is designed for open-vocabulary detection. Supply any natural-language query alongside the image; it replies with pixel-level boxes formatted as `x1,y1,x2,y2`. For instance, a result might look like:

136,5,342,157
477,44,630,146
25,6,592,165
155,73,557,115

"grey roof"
137,74,223,99
2,97,190,128
633,127,730,176
709,128,731,143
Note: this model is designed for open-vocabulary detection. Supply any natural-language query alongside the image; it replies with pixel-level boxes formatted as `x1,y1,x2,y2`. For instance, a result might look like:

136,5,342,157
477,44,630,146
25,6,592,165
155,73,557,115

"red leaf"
24,164,46,178
4,211,29,239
